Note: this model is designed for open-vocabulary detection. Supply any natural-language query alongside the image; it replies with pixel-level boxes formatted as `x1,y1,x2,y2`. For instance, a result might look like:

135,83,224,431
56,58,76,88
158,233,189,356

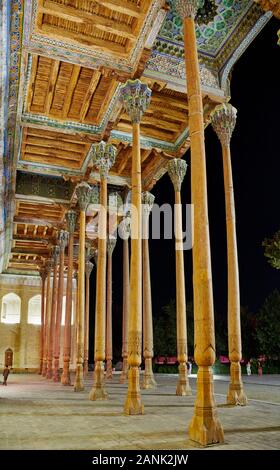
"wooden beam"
14,216,60,226
151,93,188,110
94,0,145,18
23,135,86,153
24,144,82,160
62,65,81,118
141,149,152,164
44,60,60,114
22,153,81,169
116,147,132,174
80,71,101,122
40,1,138,40
26,55,39,113
40,24,128,56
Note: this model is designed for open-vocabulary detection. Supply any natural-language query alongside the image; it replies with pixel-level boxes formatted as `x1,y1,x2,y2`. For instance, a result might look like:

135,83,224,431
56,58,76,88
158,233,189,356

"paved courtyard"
0,373,279,450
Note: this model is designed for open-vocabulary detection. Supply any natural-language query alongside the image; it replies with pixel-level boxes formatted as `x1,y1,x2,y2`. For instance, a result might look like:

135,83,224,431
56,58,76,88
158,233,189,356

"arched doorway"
5,348,13,367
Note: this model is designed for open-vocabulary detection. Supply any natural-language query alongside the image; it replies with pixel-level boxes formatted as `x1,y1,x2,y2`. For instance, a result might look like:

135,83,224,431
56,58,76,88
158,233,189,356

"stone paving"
0,373,279,450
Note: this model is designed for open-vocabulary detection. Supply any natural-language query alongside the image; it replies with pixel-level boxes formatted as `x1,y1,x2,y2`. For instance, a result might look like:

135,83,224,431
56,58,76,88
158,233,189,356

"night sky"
89,17,280,362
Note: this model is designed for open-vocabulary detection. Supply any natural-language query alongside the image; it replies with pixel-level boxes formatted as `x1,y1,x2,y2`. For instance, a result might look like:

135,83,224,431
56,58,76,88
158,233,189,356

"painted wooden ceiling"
0,0,271,274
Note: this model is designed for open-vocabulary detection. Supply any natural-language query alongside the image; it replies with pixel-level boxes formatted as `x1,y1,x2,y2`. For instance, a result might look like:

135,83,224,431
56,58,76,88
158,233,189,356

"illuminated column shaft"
84,260,93,376
120,216,130,384
89,141,116,401
211,103,247,406
106,237,116,379
61,211,77,385
42,261,52,376
142,192,157,390
74,182,92,392
174,0,224,445
39,268,47,374
46,246,60,379
120,79,151,415
53,230,68,382
168,159,192,396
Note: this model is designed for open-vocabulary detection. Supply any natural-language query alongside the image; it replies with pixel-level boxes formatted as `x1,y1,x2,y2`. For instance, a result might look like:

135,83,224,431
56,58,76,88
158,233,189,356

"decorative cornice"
58,230,69,250
16,171,74,201
85,260,94,278
174,0,199,19
142,191,155,215
107,237,117,257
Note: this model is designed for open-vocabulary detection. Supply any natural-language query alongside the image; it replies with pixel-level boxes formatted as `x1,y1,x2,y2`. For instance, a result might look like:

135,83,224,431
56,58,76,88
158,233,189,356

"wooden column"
53,230,68,382
211,103,248,406
168,159,192,396
141,192,157,389
174,0,224,445
120,79,151,415
61,210,77,385
46,245,60,379
42,260,52,377
119,216,131,384
89,142,116,401
105,237,116,379
74,182,92,392
84,260,93,376
39,267,47,374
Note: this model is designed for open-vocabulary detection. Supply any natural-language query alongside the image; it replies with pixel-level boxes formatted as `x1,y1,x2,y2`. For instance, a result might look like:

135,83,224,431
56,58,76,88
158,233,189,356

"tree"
263,230,280,270
255,289,280,359
153,299,194,357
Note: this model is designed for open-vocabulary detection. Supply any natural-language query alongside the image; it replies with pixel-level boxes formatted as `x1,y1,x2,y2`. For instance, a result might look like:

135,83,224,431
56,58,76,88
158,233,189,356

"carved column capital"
45,259,53,273
119,215,131,240
210,103,237,147
85,260,94,278
58,230,69,250
65,210,77,234
168,158,187,192
76,182,92,211
119,79,152,124
142,191,155,216
51,245,60,263
39,267,47,282
92,141,117,178
174,0,200,19
107,237,117,256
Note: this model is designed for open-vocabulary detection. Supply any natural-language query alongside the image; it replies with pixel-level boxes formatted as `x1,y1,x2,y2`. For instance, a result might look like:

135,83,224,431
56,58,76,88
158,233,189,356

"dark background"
89,17,280,363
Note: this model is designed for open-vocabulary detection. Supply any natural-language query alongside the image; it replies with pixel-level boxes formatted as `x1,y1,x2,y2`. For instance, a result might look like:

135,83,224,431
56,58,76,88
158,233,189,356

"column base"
46,360,53,379
61,359,71,385
124,367,144,415
89,361,108,400
176,363,192,396
74,364,84,392
188,366,224,446
120,357,128,384
106,359,113,380
53,358,60,382
227,361,248,406
142,358,157,389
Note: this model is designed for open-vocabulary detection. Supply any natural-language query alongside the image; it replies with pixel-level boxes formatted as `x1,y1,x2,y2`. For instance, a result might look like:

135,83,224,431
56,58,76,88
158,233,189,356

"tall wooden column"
39,267,47,374
46,245,60,379
53,230,68,382
211,103,248,406
84,260,93,376
119,216,131,384
61,210,77,385
174,0,224,445
106,237,116,379
142,192,157,390
89,142,116,401
74,182,92,392
120,79,151,415
42,260,52,377
168,159,192,396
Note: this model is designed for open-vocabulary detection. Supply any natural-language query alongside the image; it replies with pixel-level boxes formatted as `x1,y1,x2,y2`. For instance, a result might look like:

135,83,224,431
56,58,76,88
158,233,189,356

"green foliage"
153,299,194,357
255,289,280,358
263,230,280,269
